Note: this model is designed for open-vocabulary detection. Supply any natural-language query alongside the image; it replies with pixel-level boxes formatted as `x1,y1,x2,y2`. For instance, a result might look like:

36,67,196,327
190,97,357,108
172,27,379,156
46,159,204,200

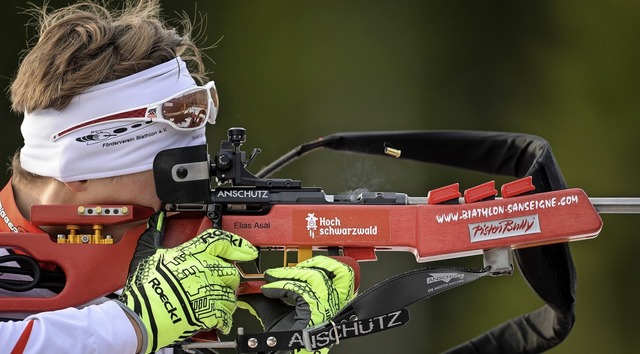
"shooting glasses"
51,81,218,142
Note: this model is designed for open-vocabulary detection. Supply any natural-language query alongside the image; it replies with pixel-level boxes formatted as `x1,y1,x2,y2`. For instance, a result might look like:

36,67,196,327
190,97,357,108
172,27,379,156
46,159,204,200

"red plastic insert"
427,183,461,204
464,181,497,203
501,176,535,198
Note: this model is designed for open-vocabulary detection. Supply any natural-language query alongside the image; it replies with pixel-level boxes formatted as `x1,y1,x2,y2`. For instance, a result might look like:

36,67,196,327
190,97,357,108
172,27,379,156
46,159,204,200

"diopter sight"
152,127,301,204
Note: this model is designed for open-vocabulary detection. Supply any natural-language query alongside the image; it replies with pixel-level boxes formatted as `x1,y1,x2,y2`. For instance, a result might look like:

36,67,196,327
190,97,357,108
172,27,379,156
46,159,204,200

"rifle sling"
258,130,577,353
237,266,491,353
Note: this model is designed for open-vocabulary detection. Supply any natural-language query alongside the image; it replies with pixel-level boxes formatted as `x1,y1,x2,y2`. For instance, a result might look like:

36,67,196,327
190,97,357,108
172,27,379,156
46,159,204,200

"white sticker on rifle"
305,213,319,238
293,209,390,242
468,214,540,242
435,193,580,224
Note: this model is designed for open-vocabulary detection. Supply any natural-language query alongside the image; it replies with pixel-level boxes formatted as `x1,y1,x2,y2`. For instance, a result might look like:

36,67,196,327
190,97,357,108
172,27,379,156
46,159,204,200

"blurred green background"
1,1,640,353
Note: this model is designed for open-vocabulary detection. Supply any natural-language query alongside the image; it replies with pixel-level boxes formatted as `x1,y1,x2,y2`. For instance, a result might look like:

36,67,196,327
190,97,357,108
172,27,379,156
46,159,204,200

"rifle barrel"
590,197,640,214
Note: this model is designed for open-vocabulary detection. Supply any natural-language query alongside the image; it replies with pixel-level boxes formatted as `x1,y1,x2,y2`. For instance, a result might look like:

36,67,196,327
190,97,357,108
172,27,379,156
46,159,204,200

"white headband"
20,58,208,182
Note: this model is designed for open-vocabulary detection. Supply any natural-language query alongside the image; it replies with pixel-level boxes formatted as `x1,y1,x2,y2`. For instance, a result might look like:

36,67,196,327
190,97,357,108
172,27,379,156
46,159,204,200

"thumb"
128,211,165,274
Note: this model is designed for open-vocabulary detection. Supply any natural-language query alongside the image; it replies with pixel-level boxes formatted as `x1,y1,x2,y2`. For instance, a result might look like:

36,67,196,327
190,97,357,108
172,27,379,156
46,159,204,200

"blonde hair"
10,0,207,113
9,150,43,187
9,0,209,184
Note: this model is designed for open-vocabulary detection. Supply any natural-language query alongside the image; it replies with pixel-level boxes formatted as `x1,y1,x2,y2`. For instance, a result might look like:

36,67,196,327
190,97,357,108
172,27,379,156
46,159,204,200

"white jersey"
0,301,138,353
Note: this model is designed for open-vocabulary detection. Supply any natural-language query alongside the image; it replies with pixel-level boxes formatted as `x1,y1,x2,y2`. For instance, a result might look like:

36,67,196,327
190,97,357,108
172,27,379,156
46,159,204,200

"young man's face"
75,170,162,212
73,170,162,241
108,170,163,211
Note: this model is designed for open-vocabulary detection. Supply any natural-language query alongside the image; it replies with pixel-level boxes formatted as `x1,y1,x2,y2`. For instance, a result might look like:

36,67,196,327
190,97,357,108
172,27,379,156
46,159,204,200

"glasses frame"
51,81,218,142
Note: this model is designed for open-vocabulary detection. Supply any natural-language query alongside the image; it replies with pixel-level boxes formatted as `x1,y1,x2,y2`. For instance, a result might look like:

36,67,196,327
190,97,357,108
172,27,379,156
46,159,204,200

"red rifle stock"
220,187,601,263
0,180,602,312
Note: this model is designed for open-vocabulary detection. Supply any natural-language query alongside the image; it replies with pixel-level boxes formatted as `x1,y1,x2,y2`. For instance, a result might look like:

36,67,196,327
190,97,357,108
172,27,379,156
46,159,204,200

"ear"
63,180,89,193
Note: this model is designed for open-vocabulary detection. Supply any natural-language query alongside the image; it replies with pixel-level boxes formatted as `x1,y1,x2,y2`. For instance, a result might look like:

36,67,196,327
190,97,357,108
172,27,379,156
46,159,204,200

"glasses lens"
161,90,209,129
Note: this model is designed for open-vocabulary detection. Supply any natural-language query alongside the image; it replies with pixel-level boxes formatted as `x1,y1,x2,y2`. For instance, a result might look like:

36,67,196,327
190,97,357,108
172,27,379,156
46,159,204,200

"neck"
13,177,74,221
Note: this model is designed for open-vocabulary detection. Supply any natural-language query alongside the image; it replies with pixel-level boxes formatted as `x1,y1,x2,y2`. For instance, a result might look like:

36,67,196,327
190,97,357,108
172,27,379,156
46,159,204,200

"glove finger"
201,284,237,335
213,306,236,335
263,266,332,319
169,251,242,292
263,266,331,299
296,255,356,305
296,255,352,280
262,279,318,328
203,257,242,290
134,211,165,253
147,210,165,233
196,229,259,262
128,211,165,274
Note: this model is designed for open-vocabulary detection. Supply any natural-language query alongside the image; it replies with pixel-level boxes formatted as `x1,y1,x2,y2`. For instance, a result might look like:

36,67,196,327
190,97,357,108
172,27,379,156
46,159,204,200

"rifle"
1,128,638,353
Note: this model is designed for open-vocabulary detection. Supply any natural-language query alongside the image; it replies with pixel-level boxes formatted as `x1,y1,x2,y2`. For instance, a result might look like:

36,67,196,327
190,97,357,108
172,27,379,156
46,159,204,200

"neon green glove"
117,212,258,353
260,256,356,353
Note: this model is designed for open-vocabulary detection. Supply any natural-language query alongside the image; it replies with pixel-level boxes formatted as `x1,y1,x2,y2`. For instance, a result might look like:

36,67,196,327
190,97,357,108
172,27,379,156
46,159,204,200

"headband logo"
75,121,155,145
